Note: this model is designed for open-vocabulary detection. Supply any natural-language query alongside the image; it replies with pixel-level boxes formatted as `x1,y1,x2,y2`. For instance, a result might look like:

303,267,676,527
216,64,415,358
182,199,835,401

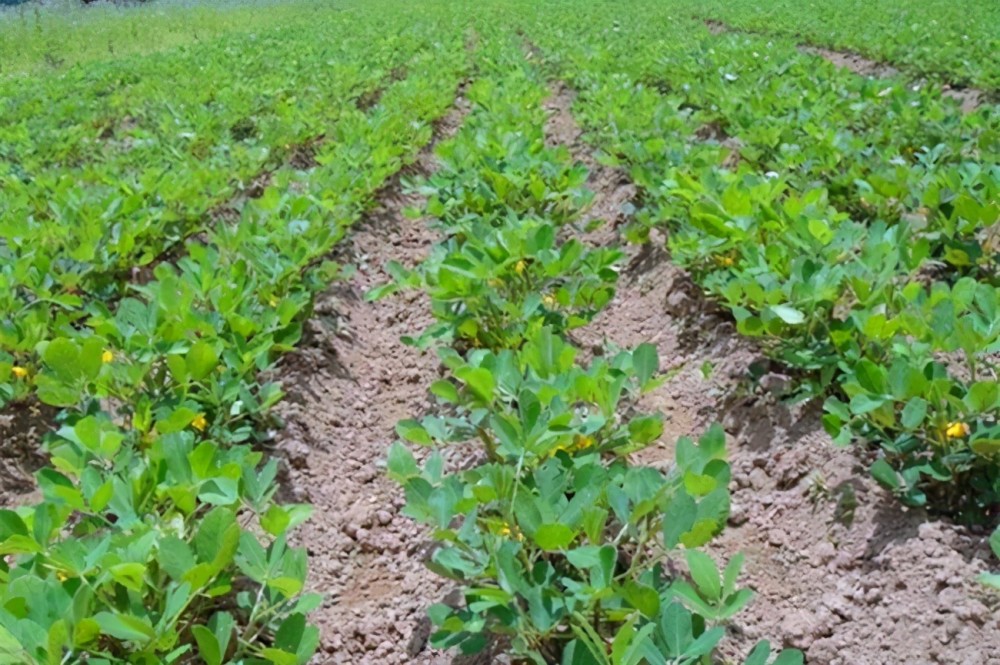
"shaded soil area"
0,398,54,507
269,93,472,664
543,82,1000,664
702,18,986,113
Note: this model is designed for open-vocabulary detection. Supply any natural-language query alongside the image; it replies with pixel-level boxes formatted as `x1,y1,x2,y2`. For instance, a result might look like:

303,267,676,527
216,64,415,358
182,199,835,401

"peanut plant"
381,26,801,665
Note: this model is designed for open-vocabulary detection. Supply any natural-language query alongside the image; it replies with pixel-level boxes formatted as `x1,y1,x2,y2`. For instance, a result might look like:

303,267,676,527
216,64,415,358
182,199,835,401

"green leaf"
73,619,100,648
683,626,725,658
387,442,419,481
849,393,886,415
0,625,28,662
663,490,696,549
192,625,222,665
660,602,692,656
93,612,155,643
900,398,928,429
395,419,432,445
274,613,306,653
685,550,722,601
722,551,744,597
627,415,663,447
186,341,219,381
632,343,658,388
622,581,660,618
744,641,773,665
0,510,28,539
429,379,460,404
768,304,805,325
260,647,298,665
268,576,304,598
156,407,199,434
870,458,900,490
109,562,146,592
42,338,79,379
971,439,1000,456
966,381,999,413
565,546,602,569
455,366,495,404
159,536,196,580
261,505,292,536
533,523,576,551
772,649,805,665
979,572,1000,590
199,478,239,505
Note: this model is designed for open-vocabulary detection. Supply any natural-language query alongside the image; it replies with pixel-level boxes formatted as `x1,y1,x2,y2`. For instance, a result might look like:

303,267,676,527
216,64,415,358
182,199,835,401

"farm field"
0,0,997,664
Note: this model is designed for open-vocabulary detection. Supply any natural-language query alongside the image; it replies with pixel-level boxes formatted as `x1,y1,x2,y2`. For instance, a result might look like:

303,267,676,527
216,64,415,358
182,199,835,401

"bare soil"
0,398,53,507
270,92,473,665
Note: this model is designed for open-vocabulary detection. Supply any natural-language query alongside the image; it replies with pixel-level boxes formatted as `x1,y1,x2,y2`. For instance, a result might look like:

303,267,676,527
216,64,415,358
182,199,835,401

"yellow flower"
269,296,279,307
11,366,28,379
497,522,523,541
101,350,114,363
56,571,69,582
714,255,735,267
547,441,574,458
191,414,208,432
542,294,557,308
515,260,527,275
944,422,970,439
546,435,596,459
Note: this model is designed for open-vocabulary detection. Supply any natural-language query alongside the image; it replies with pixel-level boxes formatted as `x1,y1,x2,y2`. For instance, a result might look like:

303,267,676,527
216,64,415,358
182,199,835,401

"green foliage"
386,27,800,665
377,216,622,350
666,0,1000,91
0,4,471,662
520,2,999,523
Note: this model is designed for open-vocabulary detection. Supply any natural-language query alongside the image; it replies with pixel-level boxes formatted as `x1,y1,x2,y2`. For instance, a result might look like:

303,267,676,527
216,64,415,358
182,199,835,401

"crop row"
666,0,1000,92
0,15,436,383
0,11,470,663
518,5,999,531
379,27,803,665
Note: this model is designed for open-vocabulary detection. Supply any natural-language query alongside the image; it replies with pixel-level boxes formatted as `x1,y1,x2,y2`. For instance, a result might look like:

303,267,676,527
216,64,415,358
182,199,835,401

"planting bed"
0,1,997,664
